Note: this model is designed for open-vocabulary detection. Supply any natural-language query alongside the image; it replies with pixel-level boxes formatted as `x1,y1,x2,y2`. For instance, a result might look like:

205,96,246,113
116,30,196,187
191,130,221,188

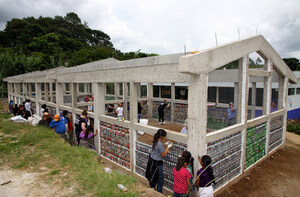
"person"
9,100,14,114
107,104,114,113
182,151,195,195
138,102,143,121
13,104,20,116
50,114,67,141
195,155,215,197
84,95,89,102
61,110,71,139
75,110,88,146
158,100,169,125
271,101,277,113
40,104,47,117
146,129,172,193
181,119,188,135
116,103,124,120
18,104,25,116
24,99,32,119
173,155,191,197
227,102,236,126
38,112,51,127
79,125,98,148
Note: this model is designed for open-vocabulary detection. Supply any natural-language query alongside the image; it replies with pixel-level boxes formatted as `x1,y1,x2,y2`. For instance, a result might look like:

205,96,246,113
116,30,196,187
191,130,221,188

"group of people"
146,129,215,197
107,102,143,122
9,99,33,119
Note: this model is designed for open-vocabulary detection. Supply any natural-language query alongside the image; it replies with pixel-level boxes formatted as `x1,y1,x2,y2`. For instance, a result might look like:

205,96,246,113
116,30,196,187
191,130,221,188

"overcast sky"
1,0,300,59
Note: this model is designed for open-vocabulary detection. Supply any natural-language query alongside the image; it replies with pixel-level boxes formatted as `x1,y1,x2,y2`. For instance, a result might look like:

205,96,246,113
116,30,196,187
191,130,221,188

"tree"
283,58,300,71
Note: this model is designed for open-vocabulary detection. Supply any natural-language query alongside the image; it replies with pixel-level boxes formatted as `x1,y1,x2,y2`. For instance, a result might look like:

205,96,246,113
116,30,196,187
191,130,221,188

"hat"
183,119,188,126
54,114,60,121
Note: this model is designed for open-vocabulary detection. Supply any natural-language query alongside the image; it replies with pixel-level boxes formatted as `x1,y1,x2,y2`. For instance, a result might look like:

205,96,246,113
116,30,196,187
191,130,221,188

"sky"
0,0,300,59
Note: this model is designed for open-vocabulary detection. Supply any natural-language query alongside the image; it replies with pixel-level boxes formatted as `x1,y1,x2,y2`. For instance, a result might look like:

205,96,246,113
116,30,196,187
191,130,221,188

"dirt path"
218,132,300,197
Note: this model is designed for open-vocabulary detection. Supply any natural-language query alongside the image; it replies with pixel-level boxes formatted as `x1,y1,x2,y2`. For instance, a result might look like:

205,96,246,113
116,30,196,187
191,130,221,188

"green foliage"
283,58,300,71
0,113,138,196
287,123,300,135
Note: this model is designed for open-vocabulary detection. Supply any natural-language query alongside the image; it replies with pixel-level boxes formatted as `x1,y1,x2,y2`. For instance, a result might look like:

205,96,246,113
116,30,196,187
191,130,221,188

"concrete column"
93,82,105,154
29,83,32,99
239,55,249,174
49,83,53,103
35,83,41,116
234,83,238,108
137,83,141,99
158,86,161,98
216,86,220,104
171,83,175,122
187,73,208,173
264,60,273,155
251,82,256,119
282,77,289,143
22,83,26,99
114,82,119,100
72,83,78,109
15,83,21,104
129,82,138,172
278,76,284,110
147,83,153,119
45,83,49,102
7,83,11,102
56,82,64,114
124,83,128,120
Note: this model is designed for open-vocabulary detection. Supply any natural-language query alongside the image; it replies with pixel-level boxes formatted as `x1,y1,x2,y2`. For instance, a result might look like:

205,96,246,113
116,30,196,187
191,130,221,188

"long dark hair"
152,129,167,149
182,151,194,176
201,155,215,184
175,157,185,171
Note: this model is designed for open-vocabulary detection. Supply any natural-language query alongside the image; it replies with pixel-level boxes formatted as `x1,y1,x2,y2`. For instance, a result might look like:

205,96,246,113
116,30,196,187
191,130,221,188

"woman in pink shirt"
173,156,191,196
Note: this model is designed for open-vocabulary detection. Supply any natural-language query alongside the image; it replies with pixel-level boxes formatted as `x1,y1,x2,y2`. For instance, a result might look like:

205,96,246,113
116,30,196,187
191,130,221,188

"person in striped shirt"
195,155,215,197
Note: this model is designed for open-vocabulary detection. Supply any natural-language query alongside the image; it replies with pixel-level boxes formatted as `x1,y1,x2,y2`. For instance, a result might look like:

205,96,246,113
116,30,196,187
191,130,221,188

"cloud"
0,0,299,58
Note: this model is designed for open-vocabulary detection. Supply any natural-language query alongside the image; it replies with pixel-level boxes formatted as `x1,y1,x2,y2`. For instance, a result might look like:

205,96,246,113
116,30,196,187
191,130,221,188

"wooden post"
129,82,138,172
93,82,105,154
147,83,153,119
187,73,208,173
171,83,175,122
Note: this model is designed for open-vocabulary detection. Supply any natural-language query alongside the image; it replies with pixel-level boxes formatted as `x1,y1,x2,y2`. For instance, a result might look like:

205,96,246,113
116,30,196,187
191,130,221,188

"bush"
287,123,300,135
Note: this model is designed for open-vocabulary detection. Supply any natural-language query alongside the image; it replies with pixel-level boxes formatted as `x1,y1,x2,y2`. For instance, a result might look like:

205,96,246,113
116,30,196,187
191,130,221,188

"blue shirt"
227,107,236,120
50,119,67,134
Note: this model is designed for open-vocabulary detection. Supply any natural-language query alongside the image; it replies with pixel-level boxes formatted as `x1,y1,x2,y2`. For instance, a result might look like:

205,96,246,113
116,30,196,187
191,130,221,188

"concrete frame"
4,35,297,195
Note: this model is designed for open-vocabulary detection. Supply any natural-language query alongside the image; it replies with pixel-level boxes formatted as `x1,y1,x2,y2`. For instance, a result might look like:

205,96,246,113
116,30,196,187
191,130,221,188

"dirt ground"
217,132,300,197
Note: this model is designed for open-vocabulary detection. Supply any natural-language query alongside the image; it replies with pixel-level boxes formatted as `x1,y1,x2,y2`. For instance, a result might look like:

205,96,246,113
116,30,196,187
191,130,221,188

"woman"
79,125,98,148
146,129,172,193
75,110,88,146
195,155,215,197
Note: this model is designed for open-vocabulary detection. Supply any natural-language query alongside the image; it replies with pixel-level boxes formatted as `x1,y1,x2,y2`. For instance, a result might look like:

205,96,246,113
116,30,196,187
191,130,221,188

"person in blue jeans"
146,129,172,193
227,102,236,126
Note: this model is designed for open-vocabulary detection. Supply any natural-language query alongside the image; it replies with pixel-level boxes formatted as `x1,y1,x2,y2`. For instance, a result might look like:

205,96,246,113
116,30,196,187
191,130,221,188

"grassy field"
0,113,138,196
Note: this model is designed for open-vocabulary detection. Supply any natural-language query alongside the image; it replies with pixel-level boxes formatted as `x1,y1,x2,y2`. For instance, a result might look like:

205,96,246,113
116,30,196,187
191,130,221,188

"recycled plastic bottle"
117,184,128,192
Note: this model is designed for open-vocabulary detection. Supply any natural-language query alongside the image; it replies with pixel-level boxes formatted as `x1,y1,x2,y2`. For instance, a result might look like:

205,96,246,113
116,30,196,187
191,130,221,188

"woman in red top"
173,156,191,197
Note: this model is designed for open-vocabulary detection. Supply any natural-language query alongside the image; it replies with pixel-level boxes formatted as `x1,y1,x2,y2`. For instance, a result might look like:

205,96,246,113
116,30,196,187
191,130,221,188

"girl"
75,110,88,146
116,103,124,120
195,155,215,197
173,155,191,197
146,129,172,193
182,151,195,194
79,125,98,148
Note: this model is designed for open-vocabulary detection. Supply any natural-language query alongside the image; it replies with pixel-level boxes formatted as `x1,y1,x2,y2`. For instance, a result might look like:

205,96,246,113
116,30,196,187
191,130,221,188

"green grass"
0,113,138,197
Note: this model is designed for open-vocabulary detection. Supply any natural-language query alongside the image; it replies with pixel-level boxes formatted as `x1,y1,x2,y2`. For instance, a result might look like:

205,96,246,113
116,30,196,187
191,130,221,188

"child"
182,151,195,194
195,155,215,197
116,103,124,120
173,156,191,197
79,125,98,148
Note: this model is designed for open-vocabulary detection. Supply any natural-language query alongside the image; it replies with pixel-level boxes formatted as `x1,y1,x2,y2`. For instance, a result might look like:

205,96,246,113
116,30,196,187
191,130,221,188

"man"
158,100,169,125
227,102,236,126
138,102,143,122
180,119,188,135
24,99,32,119
271,101,277,113
50,114,67,141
